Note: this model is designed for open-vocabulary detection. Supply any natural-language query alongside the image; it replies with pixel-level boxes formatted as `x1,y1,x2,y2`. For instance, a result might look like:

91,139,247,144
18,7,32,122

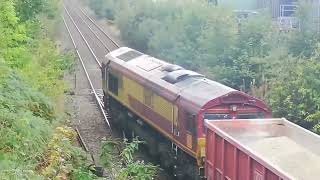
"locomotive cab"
195,92,271,169
200,91,271,134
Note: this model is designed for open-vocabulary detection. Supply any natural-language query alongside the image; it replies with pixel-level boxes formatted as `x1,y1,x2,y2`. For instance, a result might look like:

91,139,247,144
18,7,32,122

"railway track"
63,5,110,127
65,1,120,51
77,8,120,50
62,1,121,170
62,3,172,179
63,0,121,120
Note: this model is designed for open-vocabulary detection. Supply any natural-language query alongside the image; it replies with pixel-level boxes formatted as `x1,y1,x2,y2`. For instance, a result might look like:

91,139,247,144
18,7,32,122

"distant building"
258,0,320,31
214,0,299,17
213,0,320,32
257,0,298,18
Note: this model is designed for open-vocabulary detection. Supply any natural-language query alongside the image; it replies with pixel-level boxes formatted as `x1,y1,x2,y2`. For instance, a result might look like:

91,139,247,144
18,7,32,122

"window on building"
108,73,118,95
144,88,153,108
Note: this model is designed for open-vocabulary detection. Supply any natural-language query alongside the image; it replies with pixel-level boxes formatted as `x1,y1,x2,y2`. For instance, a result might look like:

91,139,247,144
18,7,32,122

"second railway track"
78,7,120,50
65,1,120,51
62,1,118,169
63,4,110,126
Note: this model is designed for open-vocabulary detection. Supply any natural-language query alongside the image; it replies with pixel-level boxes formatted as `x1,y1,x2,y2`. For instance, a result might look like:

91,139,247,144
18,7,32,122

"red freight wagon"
205,118,320,180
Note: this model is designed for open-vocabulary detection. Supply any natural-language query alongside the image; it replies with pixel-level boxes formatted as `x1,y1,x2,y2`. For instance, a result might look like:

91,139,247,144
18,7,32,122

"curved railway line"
63,0,121,124
63,4,110,127
62,3,172,179
62,1,121,170
78,8,120,49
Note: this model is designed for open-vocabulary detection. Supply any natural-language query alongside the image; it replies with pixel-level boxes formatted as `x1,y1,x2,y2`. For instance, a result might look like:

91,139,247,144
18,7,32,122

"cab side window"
108,73,118,95
186,112,196,134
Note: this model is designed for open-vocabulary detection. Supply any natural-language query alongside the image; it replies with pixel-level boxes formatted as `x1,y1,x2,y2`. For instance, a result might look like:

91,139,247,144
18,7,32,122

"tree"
0,0,98,178
287,1,320,58
0,0,28,68
89,0,320,134
267,58,320,131
89,0,106,18
14,0,46,21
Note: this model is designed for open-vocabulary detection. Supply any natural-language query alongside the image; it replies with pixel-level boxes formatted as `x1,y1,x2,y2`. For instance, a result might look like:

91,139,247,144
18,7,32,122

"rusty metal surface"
205,118,320,180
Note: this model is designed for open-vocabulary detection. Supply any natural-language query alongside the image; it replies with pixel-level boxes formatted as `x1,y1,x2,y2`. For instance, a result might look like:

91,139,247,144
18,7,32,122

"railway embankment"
0,0,99,178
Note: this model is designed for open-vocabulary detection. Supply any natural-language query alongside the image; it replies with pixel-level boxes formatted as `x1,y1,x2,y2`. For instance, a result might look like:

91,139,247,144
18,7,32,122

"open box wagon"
205,118,320,180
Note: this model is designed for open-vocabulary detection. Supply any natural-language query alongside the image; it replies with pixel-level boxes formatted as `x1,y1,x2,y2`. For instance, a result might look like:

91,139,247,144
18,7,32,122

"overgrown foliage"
267,53,320,131
100,137,158,180
89,0,320,133
38,127,95,179
0,0,95,178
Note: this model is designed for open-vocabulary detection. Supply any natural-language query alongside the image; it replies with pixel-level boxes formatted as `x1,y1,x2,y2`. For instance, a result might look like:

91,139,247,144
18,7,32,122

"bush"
267,58,320,130
0,0,96,178
100,137,158,180
89,0,320,133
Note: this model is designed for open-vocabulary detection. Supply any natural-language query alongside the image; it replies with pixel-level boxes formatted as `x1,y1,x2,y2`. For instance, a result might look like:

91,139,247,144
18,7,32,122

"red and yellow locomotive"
101,47,271,179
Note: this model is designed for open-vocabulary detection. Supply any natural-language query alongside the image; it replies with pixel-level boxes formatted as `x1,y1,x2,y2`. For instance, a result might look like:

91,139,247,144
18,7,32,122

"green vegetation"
89,0,320,133
0,0,96,178
100,137,158,180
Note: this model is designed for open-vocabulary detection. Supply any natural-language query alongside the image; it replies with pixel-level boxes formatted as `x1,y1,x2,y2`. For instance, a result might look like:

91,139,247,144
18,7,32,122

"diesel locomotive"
101,47,271,179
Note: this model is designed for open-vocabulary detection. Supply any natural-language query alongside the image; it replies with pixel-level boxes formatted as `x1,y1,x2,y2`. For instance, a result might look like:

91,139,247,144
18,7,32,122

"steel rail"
78,8,120,48
64,4,105,108
62,15,111,128
63,5,102,68
72,9,111,52
75,127,89,152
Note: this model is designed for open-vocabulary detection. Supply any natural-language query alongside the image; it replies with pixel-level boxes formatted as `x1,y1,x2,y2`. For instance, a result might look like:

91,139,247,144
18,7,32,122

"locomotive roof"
205,118,320,180
104,47,237,108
